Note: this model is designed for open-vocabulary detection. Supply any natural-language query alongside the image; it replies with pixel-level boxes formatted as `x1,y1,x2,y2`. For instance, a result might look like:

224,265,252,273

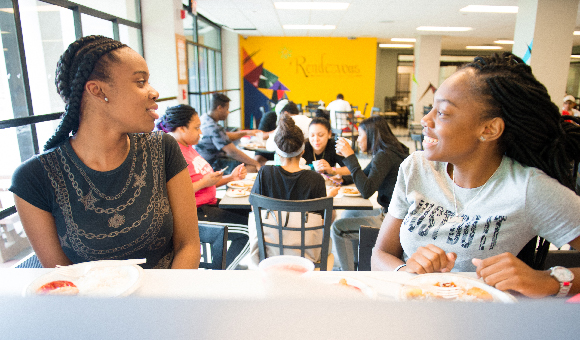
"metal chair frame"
198,223,229,270
249,193,333,271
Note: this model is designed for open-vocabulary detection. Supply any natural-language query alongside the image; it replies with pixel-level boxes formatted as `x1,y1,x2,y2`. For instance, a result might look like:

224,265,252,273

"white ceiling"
195,0,580,52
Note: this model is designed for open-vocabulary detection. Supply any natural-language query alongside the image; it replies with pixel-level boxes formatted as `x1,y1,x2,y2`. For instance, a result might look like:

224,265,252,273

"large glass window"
1,0,143,224
197,16,219,50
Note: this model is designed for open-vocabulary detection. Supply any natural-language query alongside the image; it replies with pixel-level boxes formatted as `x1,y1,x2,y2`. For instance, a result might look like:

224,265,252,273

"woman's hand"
335,137,354,157
327,186,340,197
313,159,332,173
404,244,456,274
328,174,343,186
201,172,222,187
230,164,247,181
472,253,560,298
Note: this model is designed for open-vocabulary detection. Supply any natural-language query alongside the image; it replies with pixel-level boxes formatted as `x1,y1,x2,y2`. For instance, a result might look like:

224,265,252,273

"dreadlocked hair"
44,35,127,151
462,52,580,190
156,105,198,133
274,113,304,156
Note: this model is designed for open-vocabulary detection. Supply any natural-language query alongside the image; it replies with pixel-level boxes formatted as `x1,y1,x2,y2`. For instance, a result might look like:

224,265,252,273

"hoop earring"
480,136,485,141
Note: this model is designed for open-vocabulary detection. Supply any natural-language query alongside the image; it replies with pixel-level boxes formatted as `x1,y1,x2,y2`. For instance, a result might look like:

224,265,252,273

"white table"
1,269,578,340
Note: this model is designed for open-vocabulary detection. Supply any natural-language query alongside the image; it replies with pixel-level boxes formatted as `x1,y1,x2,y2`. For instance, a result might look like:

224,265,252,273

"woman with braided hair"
373,52,580,298
9,35,200,269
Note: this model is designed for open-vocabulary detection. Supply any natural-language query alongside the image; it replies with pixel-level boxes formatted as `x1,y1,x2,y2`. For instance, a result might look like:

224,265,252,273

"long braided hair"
156,105,198,133
45,35,127,151
462,52,580,189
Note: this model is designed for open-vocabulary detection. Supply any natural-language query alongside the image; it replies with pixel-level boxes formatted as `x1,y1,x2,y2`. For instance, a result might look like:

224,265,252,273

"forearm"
330,166,350,176
216,176,231,187
191,179,209,193
343,154,383,198
171,242,201,269
226,130,248,141
371,247,405,271
226,147,260,168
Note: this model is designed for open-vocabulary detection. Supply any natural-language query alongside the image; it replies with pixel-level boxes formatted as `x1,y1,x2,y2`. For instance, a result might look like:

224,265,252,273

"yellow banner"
240,36,377,115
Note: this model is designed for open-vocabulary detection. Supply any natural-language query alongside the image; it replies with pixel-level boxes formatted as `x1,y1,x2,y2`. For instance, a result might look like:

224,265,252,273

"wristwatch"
549,266,574,297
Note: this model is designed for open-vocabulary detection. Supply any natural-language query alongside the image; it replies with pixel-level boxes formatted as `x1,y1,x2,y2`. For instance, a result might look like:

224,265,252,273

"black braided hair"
45,35,127,151
275,113,304,156
462,52,580,189
156,105,198,133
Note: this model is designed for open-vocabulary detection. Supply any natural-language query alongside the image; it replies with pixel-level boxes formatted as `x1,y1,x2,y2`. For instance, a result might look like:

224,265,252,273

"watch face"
552,266,575,282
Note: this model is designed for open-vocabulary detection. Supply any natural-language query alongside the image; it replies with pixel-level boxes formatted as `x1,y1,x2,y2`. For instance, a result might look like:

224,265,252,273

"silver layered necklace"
449,164,501,224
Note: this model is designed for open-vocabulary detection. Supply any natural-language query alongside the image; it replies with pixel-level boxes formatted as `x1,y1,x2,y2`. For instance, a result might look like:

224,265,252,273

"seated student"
9,35,200,269
331,116,409,271
157,104,250,269
303,117,351,178
265,101,311,151
248,114,339,267
195,93,263,174
254,99,288,166
373,53,580,299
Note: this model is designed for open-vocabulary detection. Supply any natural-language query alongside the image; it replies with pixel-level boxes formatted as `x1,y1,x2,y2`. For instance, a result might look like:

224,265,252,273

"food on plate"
335,278,362,293
229,181,253,188
227,188,250,197
36,280,79,296
342,188,360,195
401,280,495,302
265,263,309,274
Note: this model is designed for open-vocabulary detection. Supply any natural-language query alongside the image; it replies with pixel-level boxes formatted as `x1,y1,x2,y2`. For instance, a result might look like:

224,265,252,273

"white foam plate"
245,173,258,181
227,180,254,189
402,273,516,303
305,273,377,299
24,265,144,297
341,188,361,197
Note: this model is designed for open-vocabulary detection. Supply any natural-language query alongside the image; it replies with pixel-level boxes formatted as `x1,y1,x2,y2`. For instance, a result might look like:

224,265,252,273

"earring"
480,136,485,141
104,97,109,102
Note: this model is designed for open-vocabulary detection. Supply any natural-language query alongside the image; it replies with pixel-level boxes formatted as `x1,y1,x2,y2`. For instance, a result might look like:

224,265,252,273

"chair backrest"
362,103,368,116
332,110,354,131
357,225,380,271
371,107,380,116
13,252,43,268
249,193,333,271
198,223,228,270
516,236,550,270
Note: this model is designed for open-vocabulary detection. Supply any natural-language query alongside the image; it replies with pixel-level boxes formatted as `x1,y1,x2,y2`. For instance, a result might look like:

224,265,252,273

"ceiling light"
391,38,416,42
494,40,514,44
1,31,11,34
417,26,472,32
283,25,336,30
574,31,580,35
460,5,518,13
0,8,14,13
275,2,349,10
379,44,414,48
571,55,580,59
466,46,502,50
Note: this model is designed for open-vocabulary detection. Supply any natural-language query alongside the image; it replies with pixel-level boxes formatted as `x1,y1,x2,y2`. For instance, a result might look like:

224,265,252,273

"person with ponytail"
373,52,580,298
248,114,339,267
9,36,200,269
331,116,409,271
157,104,250,269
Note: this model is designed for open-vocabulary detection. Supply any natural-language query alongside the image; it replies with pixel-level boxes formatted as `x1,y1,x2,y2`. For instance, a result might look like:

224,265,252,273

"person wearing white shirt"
562,95,580,117
326,94,352,129
266,101,312,152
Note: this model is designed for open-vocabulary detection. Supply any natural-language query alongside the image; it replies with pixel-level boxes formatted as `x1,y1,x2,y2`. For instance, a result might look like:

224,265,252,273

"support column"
411,35,441,124
513,0,578,102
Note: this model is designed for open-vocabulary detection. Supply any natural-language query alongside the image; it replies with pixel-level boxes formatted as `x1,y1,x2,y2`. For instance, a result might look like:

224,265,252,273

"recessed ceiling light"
494,40,514,44
460,5,518,13
571,55,580,59
417,26,472,32
391,38,416,42
275,2,349,10
466,46,503,50
379,44,414,48
283,25,336,30
574,31,580,35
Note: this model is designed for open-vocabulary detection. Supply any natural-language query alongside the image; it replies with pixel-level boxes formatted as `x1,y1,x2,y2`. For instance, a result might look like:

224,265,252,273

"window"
0,0,143,221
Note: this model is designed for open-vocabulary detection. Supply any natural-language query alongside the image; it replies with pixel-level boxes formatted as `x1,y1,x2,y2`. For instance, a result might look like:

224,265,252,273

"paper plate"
227,180,254,189
24,265,144,298
401,273,516,303
305,273,377,299
245,173,258,181
226,188,251,197
341,188,361,197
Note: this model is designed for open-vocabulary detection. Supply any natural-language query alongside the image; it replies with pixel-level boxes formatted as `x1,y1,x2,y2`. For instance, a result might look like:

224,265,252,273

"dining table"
1,268,578,339
219,183,374,210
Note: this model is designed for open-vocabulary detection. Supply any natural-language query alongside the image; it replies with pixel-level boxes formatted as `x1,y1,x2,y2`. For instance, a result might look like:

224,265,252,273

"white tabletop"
2,269,578,340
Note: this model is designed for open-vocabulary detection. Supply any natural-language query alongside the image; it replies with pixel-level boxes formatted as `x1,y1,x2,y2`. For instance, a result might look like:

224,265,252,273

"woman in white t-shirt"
373,53,580,298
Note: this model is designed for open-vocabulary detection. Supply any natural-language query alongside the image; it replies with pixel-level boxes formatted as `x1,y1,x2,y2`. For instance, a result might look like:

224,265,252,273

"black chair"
409,123,424,151
13,252,43,268
331,110,358,151
516,236,550,270
362,103,368,116
198,223,229,270
357,225,380,271
370,107,380,116
249,193,334,271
